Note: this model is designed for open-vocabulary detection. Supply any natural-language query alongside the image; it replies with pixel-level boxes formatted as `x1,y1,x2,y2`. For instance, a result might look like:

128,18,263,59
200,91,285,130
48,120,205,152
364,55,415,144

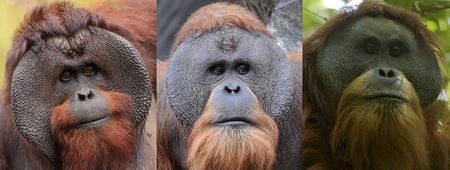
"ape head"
164,2,299,169
303,2,446,169
5,3,151,168
304,2,444,115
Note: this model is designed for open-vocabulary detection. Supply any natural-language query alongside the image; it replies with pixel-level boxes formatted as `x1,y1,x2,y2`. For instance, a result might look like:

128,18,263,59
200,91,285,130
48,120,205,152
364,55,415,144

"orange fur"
155,60,175,170
50,92,134,170
187,91,278,170
172,2,272,51
287,51,302,65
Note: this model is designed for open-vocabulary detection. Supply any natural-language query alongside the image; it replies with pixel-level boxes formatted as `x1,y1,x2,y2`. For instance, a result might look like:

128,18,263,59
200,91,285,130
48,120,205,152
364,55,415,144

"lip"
76,116,112,128
216,117,252,126
366,93,407,102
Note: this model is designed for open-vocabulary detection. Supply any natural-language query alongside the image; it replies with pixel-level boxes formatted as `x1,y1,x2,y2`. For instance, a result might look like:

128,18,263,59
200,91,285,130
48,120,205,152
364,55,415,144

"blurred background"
304,0,450,132
157,0,301,59
0,0,100,84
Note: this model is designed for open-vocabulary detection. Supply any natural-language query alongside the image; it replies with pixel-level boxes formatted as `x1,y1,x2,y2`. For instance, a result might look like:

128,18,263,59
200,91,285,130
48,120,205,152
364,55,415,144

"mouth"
215,117,252,127
76,116,112,128
366,93,407,102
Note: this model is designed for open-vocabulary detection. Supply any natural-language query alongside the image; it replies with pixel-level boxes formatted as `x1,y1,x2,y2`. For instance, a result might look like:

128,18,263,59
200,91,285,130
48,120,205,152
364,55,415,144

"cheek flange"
11,27,152,161
166,28,299,128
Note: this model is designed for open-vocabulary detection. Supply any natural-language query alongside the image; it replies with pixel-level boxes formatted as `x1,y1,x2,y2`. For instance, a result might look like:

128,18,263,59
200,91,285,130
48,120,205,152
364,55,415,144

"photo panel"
0,0,156,169
157,0,302,169
302,0,450,169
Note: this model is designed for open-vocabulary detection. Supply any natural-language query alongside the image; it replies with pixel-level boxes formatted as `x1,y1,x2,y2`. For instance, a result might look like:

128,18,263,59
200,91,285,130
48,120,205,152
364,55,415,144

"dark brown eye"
390,46,402,57
364,43,376,54
83,66,96,76
60,71,73,82
211,65,225,75
236,64,249,75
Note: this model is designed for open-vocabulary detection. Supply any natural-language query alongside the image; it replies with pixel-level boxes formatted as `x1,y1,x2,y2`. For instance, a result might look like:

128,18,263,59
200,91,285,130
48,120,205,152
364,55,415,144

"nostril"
224,85,240,94
77,89,95,101
224,86,232,94
234,86,240,93
387,70,395,77
378,68,397,78
78,93,87,101
378,68,386,77
87,90,94,99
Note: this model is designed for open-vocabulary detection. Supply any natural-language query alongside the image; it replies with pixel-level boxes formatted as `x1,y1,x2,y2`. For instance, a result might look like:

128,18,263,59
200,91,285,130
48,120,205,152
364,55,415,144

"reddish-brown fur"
330,72,428,169
302,2,449,169
51,92,133,170
0,0,156,169
187,92,278,170
156,61,177,170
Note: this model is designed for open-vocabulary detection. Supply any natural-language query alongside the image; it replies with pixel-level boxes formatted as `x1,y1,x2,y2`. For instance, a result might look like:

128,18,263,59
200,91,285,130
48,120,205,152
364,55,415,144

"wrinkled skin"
162,26,301,169
316,17,442,113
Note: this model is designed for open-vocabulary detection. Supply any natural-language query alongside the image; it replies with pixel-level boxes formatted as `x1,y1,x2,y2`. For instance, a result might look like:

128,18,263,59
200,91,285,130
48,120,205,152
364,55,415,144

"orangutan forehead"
214,27,243,53
45,29,91,57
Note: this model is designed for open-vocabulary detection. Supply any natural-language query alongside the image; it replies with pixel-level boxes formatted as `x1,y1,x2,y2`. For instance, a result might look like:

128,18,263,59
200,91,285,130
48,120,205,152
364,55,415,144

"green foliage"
303,0,333,38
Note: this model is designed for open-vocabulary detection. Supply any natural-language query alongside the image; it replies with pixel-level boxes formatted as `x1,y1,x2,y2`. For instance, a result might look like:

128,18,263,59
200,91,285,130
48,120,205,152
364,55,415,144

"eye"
210,65,225,75
60,70,73,82
236,64,249,75
83,65,96,76
390,46,402,57
363,43,376,54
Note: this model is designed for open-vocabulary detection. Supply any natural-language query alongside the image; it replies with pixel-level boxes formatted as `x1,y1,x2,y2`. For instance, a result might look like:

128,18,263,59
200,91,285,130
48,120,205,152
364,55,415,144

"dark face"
166,27,298,128
11,27,152,160
316,16,442,110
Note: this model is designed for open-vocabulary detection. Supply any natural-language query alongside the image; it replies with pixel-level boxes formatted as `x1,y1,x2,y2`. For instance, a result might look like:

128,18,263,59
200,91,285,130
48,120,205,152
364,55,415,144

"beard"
187,101,279,170
331,90,428,170
51,92,135,170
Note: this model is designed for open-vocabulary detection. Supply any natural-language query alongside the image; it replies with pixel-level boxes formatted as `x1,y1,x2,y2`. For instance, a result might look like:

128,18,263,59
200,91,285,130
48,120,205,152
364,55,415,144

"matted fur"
187,94,278,170
330,72,428,170
50,92,134,170
172,2,272,51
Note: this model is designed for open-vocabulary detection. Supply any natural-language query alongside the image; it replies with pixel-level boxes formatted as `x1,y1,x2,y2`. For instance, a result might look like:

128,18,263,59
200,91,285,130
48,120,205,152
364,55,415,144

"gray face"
166,27,299,128
11,27,152,160
316,17,442,108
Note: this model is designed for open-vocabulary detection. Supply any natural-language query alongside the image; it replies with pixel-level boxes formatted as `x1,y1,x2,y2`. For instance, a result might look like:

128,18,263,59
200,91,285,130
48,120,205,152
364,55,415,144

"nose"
224,83,241,94
212,80,257,123
76,87,95,101
377,67,397,78
70,87,109,126
371,67,401,87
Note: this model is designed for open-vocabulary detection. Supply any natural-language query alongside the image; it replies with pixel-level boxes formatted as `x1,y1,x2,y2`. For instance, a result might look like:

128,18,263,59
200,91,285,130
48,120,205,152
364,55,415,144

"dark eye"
83,65,96,76
60,71,73,82
390,46,402,57
236,64,249,75
363,43,376,54
211,65,225,75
